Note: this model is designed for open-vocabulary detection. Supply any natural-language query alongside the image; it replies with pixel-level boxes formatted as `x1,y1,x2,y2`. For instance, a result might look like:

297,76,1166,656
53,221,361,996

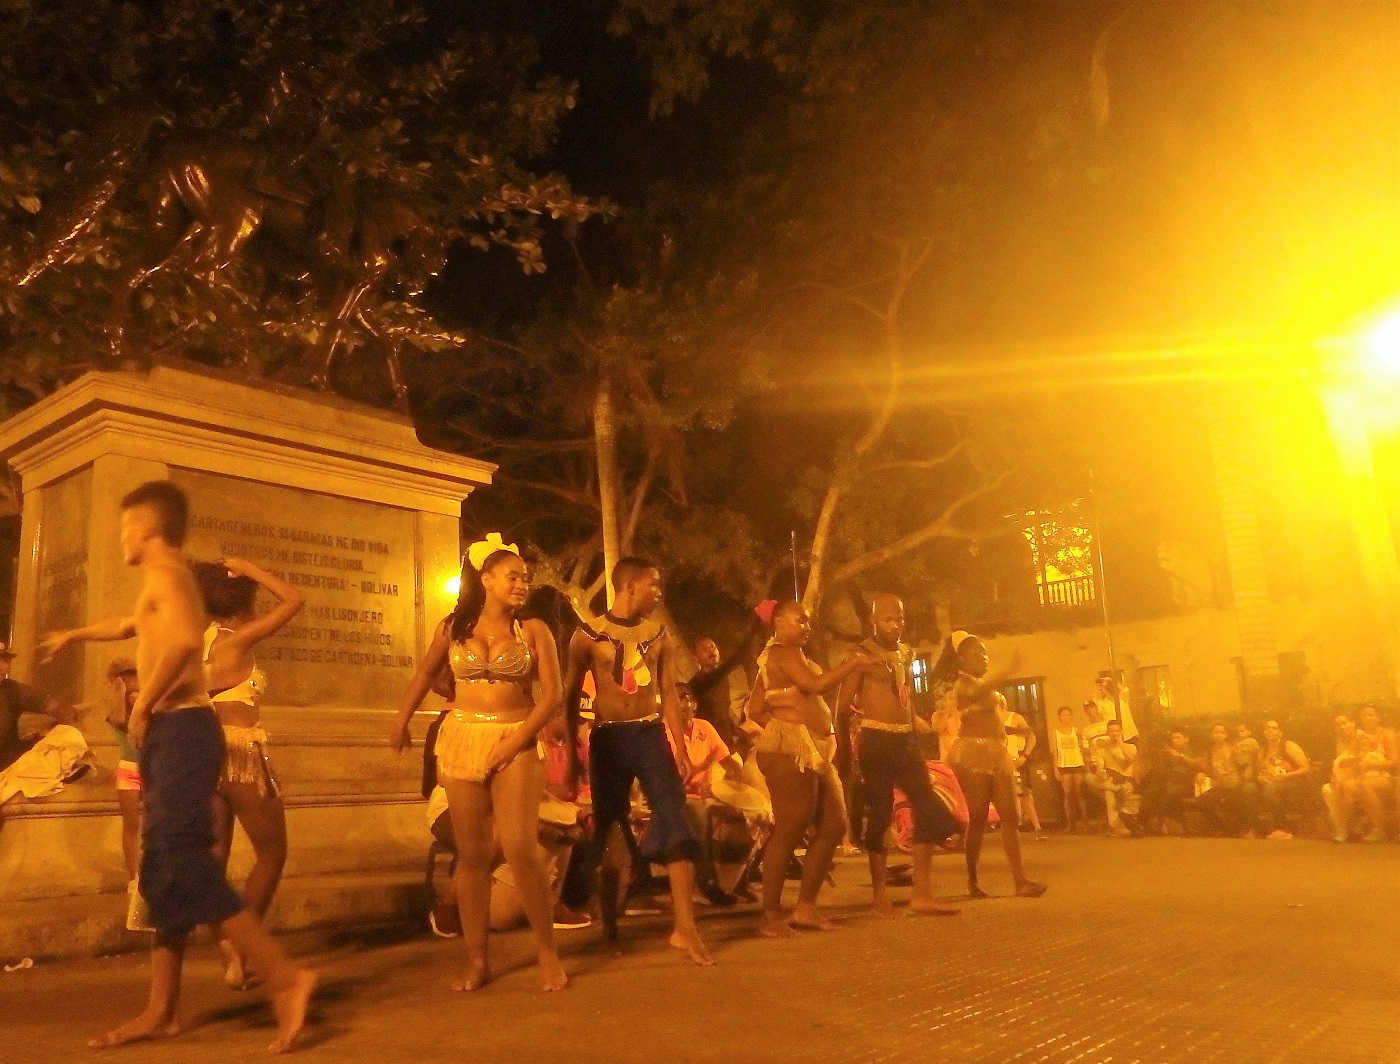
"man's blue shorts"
588,718,700,865
138,707,245,937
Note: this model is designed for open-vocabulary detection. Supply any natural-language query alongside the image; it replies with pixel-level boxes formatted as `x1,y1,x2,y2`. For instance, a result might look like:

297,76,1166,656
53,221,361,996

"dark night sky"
425,2,1400,358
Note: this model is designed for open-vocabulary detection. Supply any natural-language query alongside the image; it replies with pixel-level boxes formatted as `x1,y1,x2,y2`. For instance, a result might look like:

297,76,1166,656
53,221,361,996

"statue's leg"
385,341,410,411
312,278,373,390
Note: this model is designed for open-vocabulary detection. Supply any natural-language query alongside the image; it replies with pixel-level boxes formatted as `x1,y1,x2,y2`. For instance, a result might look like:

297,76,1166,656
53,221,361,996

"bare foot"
268,968,317,1055
1015,880,1048,898
220,940,259,991
967,884,989,900
908,898,961,916
790,903,839,931
758,913,797,939
871,896,897,919
450,960,491,992
538,954,569,992
604,938,626,958
88,1011,181,1049
669,928,716,966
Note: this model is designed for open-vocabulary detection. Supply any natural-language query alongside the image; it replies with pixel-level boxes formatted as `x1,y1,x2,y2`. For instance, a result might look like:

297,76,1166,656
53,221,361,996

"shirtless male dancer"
40,481,315,1054
564,556,715,966
836,595,959,917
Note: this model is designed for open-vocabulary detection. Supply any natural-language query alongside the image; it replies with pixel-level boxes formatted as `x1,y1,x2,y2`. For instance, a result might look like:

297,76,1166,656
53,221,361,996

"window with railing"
1021,505,1097,608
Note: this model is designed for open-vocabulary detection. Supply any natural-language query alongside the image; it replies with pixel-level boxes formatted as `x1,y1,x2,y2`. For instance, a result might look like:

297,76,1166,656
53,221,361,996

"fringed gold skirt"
221,725,280,798
948,736,1014,778
756,718,825,774
435,713,543,783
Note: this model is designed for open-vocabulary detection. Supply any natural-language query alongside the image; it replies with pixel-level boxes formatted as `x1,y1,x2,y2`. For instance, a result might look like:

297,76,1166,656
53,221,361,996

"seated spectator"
0,642,78,772
1323,713,1388,843
105,659,143,884
1256,719,1311,840
1085,719,1139,836
423,694,591,939
542,714,596,925
1356,704,1397,836
667,682,747,906
425,785,589,936
1233,723,1261,783
1199,720,1261,837
426,785,461,937
1141,727,1203,834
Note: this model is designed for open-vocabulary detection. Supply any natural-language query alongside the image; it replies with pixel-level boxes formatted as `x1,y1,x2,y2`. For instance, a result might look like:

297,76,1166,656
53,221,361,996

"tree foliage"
0,0,599,409
610,0,1114,629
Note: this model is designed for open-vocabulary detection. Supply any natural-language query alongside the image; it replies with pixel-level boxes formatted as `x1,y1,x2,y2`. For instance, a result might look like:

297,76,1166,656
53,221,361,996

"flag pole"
790,531,800,601
1088,467,1123,724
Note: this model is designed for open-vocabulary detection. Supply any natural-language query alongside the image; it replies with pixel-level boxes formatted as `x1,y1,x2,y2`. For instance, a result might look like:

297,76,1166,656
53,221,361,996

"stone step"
0,868,425,964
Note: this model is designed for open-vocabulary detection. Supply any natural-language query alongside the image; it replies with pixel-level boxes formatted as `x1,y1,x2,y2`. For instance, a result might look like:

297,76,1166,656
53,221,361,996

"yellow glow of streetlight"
444,575,460,597
1365,311,1400,377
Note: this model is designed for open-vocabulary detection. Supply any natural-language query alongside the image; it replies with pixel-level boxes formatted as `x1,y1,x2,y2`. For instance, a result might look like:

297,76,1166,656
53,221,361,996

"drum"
710,778,772,817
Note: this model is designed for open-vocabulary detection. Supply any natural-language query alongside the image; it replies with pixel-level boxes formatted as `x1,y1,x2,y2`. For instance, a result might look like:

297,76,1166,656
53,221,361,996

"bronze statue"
14,77,448,409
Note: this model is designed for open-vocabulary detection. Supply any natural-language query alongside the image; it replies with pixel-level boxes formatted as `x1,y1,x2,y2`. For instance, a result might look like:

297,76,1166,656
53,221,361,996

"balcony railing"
1039,574,1096,607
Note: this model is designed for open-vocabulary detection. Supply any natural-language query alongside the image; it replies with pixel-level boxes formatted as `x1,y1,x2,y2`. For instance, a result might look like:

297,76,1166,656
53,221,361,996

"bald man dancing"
838,595,959,917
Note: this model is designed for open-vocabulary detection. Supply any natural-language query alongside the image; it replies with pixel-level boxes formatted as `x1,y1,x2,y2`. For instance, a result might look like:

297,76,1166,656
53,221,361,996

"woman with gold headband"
194,556,305,991
745,598,873,937
390,534,568,992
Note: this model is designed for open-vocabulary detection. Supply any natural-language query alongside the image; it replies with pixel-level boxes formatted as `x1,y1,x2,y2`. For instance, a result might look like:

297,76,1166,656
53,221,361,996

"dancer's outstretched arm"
39,616,135,659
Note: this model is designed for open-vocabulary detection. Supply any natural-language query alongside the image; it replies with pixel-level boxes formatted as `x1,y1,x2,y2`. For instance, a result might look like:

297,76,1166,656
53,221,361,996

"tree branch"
621,447,660,554
866,442,963,475
495,475,600,511
444,421,594,454
791,280,886,322
827,470,1012,586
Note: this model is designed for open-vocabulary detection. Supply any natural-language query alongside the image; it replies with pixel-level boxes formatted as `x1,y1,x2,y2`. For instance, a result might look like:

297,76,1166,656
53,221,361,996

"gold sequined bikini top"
449,621,533,683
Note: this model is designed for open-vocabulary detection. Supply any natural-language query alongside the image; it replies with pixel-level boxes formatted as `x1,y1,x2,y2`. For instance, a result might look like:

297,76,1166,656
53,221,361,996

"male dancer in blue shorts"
564,557,715,966
41,481,315,1053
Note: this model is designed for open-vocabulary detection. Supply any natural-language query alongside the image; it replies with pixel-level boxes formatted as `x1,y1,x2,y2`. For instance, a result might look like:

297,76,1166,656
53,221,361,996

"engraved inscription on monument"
172,469,418,710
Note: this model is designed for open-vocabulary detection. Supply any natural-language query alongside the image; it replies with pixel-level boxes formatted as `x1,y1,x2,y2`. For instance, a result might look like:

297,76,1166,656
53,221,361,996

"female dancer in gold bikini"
195,556,305,990
933,631,1046,899
391,535,567,992
746,599,871,937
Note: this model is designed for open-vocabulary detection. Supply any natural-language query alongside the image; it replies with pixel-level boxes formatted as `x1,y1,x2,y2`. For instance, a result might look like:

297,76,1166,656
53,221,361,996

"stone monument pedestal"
0,364,492,955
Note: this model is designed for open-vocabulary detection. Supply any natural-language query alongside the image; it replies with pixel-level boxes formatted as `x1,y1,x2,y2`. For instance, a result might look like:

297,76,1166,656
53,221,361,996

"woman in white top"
1051,706,1087,832
195,556,305,990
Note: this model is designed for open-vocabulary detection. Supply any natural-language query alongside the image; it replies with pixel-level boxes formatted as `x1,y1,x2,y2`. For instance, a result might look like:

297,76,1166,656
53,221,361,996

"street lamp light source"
1365,311,1400,377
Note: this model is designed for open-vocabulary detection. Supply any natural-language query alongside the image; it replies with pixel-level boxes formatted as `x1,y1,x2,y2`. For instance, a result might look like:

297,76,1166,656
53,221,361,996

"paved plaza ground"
3,834,1398,1064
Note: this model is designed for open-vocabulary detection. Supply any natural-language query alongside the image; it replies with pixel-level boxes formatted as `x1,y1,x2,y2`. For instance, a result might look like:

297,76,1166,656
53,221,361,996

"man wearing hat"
0,641,78,772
